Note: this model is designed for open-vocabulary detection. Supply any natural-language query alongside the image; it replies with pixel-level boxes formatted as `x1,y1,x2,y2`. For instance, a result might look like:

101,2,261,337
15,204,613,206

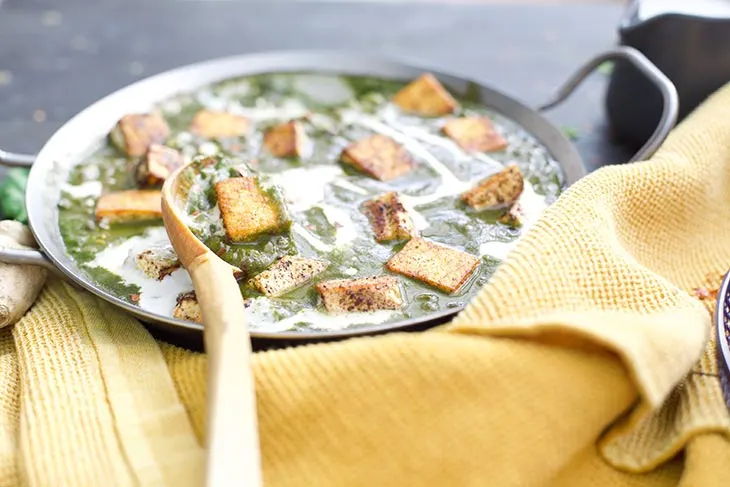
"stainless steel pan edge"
0,49,678,341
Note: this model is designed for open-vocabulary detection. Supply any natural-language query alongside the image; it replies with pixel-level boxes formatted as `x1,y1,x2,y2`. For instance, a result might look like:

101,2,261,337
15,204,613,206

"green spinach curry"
58,72,563,332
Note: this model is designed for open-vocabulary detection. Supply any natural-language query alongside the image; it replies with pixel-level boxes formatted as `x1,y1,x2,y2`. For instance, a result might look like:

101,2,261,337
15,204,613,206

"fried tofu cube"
215,177,290,242
386,238,480,293
250,256,329,297
190,110,250,139
173,291,202,324
109,113,171,157
461,164,524,210
263,121,309,157
316,275,403,313
135,144,185,188
135,244,180,280
362,192,418,242
173,291,251,323
340,135,414,181
392,73,459,116
95,190,162,223
443,117,508,153
498,203,525,228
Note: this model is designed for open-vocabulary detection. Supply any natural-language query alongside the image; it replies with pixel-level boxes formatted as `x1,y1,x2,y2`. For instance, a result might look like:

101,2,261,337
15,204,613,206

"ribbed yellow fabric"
0,326,19,485
2,83,730,486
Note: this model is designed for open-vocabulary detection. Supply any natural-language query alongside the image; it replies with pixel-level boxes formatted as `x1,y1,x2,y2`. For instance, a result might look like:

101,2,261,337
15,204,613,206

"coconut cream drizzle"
379,106,504,170
61,181,103,199
88,227,194,315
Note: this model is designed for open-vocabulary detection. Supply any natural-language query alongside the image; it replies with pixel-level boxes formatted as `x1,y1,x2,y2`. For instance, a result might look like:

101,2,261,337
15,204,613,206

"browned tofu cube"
215,177,290,242
340,135,414,181
497,203,524,228
173,291,202,324
135,144,185,188
250,256,328,297
190,110,250,139
109,113,171,157
316,275,403,313
362,192,418,242
386,238,480,293
461,164,524,210
95,190,162,223
173,291,250,323
392,73,459,116
135,245,181,280
263,121,309,157
443,117,508,153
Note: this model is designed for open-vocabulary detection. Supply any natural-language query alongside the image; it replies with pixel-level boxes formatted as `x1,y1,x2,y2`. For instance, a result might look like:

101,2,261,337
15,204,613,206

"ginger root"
0,220,47,328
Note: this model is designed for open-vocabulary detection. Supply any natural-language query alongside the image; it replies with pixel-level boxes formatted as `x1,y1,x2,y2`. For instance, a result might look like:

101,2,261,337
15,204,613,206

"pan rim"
26,49,585,340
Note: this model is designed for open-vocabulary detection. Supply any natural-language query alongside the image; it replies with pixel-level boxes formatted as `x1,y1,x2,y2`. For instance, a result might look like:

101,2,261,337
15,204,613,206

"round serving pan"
0,49,678,343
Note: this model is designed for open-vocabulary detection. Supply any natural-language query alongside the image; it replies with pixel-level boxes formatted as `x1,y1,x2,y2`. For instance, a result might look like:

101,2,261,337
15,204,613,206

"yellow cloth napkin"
3,82,730,486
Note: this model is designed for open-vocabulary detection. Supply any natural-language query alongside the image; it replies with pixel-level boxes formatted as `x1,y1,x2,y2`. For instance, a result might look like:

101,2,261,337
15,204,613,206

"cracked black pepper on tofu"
317,276,403,313
173,291,202,323
461,164,525,210
362,192,418,242
387,238,481,294
250,256,329,297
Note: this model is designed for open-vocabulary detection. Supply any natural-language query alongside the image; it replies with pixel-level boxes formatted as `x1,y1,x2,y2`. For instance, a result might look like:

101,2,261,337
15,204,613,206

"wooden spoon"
161,159,263,487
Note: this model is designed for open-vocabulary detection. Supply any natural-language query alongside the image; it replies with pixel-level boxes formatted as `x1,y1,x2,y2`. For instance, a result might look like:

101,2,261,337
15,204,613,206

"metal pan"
0,48,678,343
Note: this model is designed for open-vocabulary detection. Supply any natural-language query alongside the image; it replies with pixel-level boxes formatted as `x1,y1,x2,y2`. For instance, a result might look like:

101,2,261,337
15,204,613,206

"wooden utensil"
161,160,263,487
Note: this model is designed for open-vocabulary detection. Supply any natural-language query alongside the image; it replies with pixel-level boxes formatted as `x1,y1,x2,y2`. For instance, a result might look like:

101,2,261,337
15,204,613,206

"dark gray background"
0,0,632,171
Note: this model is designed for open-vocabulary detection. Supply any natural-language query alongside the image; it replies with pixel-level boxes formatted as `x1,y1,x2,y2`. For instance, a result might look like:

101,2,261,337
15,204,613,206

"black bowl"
714,271,730,408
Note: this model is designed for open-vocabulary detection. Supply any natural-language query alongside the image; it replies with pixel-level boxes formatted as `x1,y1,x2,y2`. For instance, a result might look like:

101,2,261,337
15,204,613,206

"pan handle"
538,46,679,163
0,150,35,168
0,246,56,271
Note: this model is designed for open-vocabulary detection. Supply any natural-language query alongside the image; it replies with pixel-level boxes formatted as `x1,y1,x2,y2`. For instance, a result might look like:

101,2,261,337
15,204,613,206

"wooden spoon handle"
188,253,263,487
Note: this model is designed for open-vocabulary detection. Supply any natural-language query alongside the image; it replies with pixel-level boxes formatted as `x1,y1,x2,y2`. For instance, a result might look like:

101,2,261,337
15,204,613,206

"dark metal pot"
607,0,730,149
0,49,677,346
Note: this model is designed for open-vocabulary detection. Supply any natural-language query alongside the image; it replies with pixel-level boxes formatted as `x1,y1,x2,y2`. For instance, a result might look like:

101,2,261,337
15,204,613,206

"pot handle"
0,150,35,168
0,246,57,271
538,46,679,163
0,151,51,268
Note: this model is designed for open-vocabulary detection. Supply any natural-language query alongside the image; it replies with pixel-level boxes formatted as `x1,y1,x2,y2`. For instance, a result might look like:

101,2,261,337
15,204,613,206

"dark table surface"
0,0,632,172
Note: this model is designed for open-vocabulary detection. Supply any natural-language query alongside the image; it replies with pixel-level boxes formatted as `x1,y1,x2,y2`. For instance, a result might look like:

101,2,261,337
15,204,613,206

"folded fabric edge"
601,416,730,473
448,304,712,469
449,306,708,407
